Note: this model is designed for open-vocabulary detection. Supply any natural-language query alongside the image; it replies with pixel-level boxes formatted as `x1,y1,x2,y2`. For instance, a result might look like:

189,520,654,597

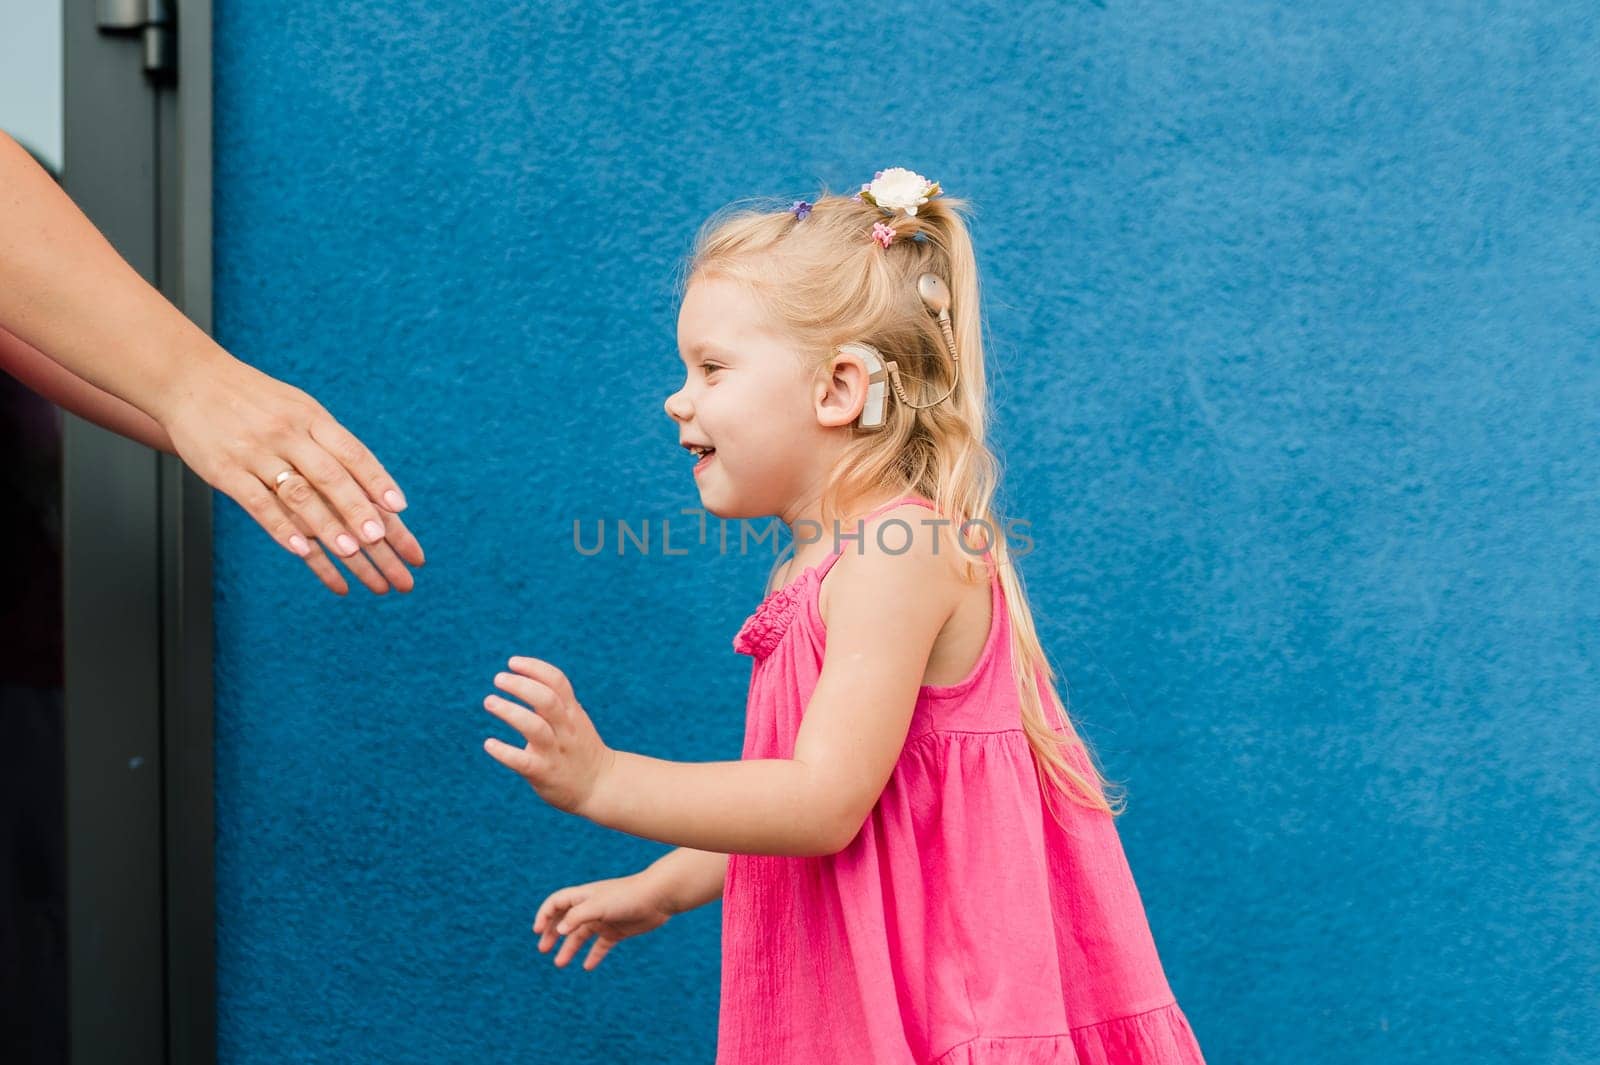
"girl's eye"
701,363,722,376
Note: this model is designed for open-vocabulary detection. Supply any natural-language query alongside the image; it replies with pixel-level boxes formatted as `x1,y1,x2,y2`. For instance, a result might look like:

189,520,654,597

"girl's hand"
532,872,676,971
482,657,616,817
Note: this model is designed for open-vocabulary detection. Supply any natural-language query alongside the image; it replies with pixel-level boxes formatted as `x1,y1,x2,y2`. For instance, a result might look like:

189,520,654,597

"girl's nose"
664,388,691,422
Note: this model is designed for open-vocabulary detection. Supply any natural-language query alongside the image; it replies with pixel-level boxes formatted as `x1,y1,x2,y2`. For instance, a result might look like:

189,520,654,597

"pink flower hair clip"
871,221,896,248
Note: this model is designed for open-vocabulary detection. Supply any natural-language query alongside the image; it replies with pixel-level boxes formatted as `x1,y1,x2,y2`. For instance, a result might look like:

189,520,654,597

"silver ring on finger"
273,468,298,492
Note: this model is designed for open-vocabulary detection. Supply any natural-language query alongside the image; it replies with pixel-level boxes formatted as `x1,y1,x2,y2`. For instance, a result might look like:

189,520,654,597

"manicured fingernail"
289,535,311,556
362,519,384,541
336,533,359,555
384,489,406,511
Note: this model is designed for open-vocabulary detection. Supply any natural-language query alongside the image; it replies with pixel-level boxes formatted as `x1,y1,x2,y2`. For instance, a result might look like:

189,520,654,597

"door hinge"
97,0,176,84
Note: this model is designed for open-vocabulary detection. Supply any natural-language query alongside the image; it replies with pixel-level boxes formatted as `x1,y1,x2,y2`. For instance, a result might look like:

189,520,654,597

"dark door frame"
61,2,214,1062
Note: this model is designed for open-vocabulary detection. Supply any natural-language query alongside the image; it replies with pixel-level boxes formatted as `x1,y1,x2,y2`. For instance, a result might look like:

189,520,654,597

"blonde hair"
676,184,1128,823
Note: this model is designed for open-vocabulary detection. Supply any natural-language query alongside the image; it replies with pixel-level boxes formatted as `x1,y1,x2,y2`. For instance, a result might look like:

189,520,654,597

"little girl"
482,167,1207,1064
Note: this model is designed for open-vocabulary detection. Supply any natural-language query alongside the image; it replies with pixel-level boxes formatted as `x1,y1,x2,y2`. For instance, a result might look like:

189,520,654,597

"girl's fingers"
483,694,548,745
553,923,597,968
535,892,576,934
508,657,576,705
307,413,409,514
537,915,568,954
582,937,614,971
493,671,552,712
284,430,390,546
257,462,365,559
555,902,592,937
483,736,537,775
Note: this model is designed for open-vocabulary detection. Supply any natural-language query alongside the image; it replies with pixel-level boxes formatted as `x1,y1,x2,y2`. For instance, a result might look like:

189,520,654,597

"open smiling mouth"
687,446,716,474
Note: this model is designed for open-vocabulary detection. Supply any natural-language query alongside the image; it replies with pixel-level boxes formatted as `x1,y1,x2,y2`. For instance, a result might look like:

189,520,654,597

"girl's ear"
831,342,890,429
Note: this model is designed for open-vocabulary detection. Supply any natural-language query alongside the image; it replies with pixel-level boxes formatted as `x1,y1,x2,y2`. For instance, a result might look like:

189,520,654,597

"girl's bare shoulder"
819,502,975,628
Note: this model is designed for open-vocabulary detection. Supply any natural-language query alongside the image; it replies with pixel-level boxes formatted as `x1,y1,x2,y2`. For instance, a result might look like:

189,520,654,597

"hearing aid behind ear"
838,341,891,429
838,272,960,430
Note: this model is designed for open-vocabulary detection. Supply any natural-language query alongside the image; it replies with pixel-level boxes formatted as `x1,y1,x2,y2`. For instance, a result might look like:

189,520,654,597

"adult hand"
160,353,426,595
279,500,423,596
0,324,422,596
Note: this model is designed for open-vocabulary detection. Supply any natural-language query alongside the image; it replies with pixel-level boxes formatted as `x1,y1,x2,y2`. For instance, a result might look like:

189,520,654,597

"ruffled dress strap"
732,494,950,660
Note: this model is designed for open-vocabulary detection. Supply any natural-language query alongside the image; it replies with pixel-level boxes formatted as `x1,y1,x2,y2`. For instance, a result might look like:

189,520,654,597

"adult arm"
0,322,169,452
0,130,422,590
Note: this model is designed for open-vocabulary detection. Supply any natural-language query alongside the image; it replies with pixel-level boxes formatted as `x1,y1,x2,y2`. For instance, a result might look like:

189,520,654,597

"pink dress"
718,495,1207,1065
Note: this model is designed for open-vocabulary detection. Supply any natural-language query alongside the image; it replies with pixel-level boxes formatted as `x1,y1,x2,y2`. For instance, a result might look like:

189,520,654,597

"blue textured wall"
213,3,1599,1062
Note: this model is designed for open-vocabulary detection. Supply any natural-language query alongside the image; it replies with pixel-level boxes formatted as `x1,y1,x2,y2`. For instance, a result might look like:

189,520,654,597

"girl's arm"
640,847,728,914
0,324,174,453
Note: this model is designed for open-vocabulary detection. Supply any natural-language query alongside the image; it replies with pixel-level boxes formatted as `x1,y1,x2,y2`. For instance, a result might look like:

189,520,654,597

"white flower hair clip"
854,167,942,217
